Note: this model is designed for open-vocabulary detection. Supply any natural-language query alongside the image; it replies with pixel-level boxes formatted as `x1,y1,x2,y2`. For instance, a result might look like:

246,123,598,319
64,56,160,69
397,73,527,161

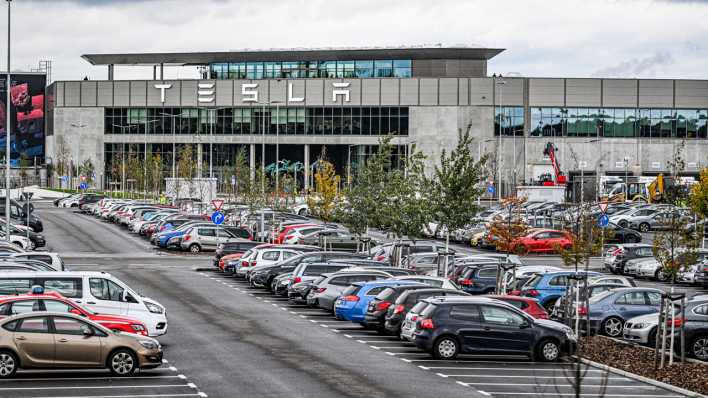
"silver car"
308,270,392,311
179,226,242,253
623,312,659,345
623,257,654,276
627,212,675,233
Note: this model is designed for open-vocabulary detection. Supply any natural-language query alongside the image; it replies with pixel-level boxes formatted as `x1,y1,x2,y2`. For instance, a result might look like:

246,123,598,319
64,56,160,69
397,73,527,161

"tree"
145,153,164,199
55,136,71,188
384,146,432,242
227,147,250,203
79,158,95,186
489,196,529,255
306,154,340,223
690,167,708,218
175,145,197,200
426,128,488,257
336,136,395,248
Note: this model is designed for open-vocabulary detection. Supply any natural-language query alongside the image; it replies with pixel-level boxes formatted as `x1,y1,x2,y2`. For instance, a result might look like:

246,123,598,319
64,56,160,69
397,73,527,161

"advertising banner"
0,73,46,166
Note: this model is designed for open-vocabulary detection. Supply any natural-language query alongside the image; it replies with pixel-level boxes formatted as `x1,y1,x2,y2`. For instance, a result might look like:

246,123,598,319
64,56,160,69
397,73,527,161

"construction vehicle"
602,174,679,203
538,142,567,186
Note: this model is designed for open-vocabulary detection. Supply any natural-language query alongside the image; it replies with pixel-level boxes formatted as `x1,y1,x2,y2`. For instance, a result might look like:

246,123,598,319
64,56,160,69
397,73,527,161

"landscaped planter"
579,336,708,395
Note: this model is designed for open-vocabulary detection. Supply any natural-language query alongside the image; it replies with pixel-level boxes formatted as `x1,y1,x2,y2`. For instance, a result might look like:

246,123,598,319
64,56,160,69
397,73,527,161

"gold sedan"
0,312,163,378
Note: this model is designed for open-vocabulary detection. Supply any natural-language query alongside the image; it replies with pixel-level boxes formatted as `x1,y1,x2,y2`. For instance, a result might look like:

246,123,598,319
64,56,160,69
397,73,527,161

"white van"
0,271,167,337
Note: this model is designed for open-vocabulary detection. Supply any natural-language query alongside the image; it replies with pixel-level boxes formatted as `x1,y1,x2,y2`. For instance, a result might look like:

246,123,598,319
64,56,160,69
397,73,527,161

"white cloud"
6,0,708,81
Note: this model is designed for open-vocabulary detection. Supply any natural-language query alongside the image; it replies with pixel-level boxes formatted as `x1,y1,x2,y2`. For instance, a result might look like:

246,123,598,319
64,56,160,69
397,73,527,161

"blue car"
334,280,422,323
521,271,601,310
156,226,191,247
583,287,663,337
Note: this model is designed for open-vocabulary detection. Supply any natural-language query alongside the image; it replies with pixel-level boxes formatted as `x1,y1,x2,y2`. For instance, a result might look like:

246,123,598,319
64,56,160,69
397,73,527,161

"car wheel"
619,220,628,228
433,336,459,360
601,316,624,337
648,328,657,347
536,339,561,362
639,223,650,233
108,349,137,376
11,242,23,249
298,208,307,216
0,350,18,378
691,335,708,361
655,269,669,282
189,244,201,253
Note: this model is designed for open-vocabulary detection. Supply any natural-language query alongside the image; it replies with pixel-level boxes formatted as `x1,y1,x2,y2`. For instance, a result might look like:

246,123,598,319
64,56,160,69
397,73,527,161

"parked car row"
211,242,579,362
604,243,708,286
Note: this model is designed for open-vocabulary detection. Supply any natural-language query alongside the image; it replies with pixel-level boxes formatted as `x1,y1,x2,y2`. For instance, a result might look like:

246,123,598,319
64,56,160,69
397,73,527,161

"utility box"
516,185,566,203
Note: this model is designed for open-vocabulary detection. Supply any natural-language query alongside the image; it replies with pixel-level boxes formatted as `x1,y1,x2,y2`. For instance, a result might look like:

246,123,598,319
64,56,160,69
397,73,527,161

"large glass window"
208,59,412,79
495,106,524,136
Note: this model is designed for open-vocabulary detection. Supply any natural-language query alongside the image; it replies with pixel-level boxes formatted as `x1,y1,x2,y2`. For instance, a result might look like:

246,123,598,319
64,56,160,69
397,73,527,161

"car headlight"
144,301,164,314
280,279,289,285
131,324,146,332
139,340,160,350
632,323,647,329
563,326,576,339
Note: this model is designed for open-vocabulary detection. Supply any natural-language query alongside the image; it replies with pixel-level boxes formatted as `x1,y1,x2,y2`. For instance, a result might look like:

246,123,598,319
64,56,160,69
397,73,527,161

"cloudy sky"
7,0,708,82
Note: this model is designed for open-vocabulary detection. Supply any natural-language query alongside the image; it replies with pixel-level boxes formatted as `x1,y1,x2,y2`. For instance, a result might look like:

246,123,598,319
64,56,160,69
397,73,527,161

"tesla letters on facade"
153,81,351,104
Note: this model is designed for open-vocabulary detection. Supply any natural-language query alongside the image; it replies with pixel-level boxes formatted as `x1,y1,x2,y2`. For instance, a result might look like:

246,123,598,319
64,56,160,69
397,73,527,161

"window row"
104,107,409,136
494,107,524,137
208,60,412,80
530,108,708,138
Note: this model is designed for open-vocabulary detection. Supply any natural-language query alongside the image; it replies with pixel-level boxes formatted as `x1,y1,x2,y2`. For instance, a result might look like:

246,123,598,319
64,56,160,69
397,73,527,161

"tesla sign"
153,81,351,104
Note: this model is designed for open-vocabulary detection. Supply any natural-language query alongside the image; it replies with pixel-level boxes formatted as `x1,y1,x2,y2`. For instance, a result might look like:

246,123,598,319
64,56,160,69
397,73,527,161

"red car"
0,292,149,336
512,229,572,254
219,252,244,272
486,294,549,319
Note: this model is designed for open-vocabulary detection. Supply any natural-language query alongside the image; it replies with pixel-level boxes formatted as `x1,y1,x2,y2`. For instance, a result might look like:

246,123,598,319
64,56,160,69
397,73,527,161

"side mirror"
519,320,531,329
81,326,94,336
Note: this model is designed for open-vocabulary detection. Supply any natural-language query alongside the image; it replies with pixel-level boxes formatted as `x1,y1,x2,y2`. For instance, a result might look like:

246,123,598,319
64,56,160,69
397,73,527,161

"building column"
108,64,114,81
304,144,310,191
159,63,164,80
249,144,256,182
152,65,157,80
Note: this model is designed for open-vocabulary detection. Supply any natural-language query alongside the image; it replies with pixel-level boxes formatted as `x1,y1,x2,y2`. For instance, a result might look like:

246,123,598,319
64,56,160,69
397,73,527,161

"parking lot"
202,271,689,398
0,358,207,398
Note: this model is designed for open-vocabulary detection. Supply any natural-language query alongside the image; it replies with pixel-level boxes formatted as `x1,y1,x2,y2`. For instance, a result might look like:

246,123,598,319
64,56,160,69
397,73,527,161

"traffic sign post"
598,202,609,213
598,214,609,228
211,199,224,211
211,211,225,225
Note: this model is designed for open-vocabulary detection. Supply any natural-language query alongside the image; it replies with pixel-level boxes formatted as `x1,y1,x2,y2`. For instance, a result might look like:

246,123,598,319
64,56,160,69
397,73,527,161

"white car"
636,258,663,279
623,257,654,276
0,233,33,250
8,252,65,271
283,225,325,244
235,247,303,277
291,203,309,217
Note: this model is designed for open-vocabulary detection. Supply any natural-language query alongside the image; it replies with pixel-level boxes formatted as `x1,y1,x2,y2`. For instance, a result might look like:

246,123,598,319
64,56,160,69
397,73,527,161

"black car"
213,240,262,268
364,285,430,332
603,222,642,244
679,297,708,361
410,296,575,361
384,288,469,335
248,251,366,288
603,243,653,274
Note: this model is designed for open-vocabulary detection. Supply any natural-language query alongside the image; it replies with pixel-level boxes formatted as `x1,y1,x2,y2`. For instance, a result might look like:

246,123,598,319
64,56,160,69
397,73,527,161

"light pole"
494,77,506,201
624,156,630,201
478,138,495,206
5,0,11,242
142,119,158,198
578,139,600,207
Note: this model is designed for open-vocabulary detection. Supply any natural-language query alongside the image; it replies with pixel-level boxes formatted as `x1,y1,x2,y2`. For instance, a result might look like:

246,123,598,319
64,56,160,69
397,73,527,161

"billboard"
0,73,46,166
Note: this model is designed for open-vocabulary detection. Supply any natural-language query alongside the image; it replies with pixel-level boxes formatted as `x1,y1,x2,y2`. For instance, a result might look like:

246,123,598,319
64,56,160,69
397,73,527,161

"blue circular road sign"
211,211,225,225
487,184,495,194
598,214,609,228
79,182,88,190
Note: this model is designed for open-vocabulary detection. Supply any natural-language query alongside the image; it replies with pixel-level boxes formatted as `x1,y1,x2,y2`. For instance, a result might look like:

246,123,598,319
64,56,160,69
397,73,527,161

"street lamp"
494,77,507,201
5,0,11,243
478,138,495,206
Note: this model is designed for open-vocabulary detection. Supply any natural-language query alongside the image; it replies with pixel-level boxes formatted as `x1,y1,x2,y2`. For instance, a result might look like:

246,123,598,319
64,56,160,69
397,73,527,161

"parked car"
486,294,549,319
179,226,246,253
0,291,149,336
287,263,356,302
511,229,572,255
0,312,162,377
609,208,659,228
299,229,376,252
679,297,708,361
334,280,421,322
8,252,65,271
552,283,626,322
579,287,663,337
213,240,262,267
602,222,642,244
603,244,653,274
394,275,460,290
308,270,393,311
457,265,499,294
409,296,575,361
623,312,661,346
383,288,469,335
246,250,359,287
627,212,677,232
520,271,601,311
363,284,428,332
219,253,244,273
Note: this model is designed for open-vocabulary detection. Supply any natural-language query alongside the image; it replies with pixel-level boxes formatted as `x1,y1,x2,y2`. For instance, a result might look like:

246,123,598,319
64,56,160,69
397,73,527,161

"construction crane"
540,142,567,186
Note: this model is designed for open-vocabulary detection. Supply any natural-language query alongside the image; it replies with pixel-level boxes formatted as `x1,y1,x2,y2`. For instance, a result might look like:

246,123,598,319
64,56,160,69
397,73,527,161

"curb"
194,267,217,272
577,357,706,398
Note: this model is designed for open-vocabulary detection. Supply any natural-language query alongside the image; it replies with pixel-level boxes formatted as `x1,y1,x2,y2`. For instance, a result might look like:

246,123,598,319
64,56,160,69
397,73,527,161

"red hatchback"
512,229,572,254
274,224,317,244
486,294,549,319
0,292,149,336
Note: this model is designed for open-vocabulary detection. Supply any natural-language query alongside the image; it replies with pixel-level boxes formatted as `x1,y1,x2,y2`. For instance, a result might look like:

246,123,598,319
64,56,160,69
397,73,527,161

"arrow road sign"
598,214,609,228
79,182,88,190
487,184,495,194
211,199,224,211
211,211,225,225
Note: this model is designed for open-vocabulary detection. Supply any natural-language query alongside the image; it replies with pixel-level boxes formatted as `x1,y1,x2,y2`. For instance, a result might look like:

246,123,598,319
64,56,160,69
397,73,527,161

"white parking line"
0,375,184,382
0,384,192,391
458,382,658,388
445,374,629,380
484,393,683,397
33,395,205,398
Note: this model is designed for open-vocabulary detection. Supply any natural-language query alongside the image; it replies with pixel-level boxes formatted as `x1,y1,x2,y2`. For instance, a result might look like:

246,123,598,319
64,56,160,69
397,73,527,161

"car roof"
353,280,422,288
608,287,663,294
0,271,113,277
424,296,500,305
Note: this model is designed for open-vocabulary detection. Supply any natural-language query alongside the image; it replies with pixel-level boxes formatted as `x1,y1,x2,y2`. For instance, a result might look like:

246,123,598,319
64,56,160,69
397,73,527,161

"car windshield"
410,301,428,314
341,285,361,296
375,287,397,301
523,274,544,289
419,303,437,318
